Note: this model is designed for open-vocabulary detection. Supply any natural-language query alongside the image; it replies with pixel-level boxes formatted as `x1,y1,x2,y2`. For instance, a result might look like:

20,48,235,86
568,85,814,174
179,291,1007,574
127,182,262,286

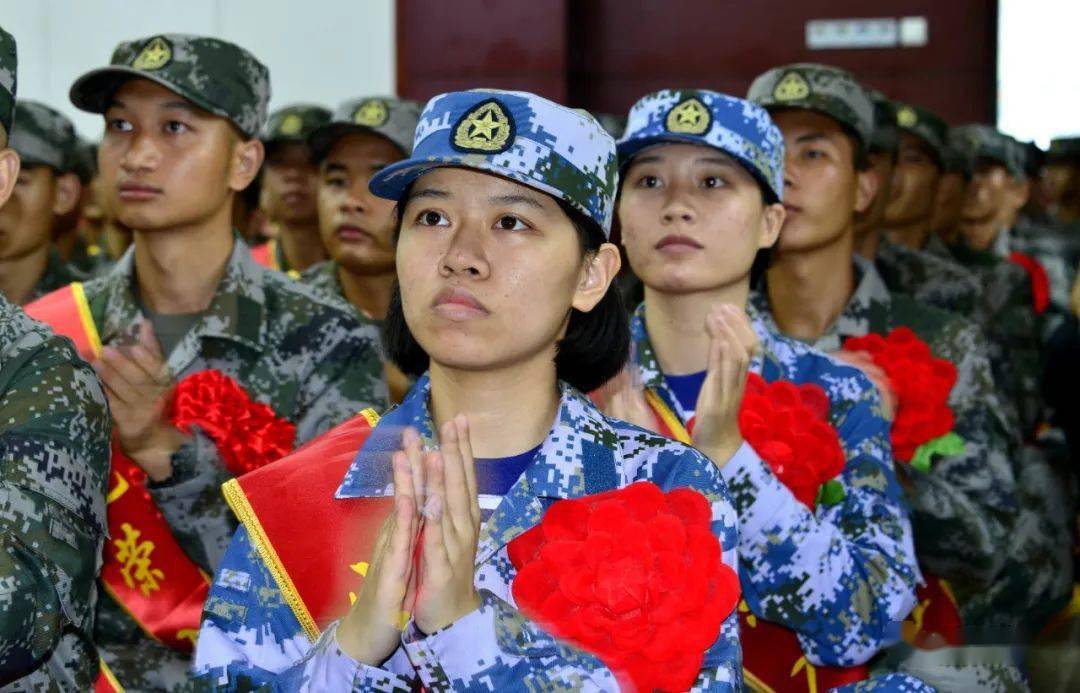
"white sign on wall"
806,17,928,50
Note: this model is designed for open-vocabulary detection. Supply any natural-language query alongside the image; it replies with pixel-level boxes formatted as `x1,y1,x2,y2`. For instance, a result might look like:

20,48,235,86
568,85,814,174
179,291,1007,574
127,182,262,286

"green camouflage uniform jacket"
757,257,1071,643
24,248,83,305
947,239,1044,437
873,236,981,317
84,240,389,690
0,295,111,690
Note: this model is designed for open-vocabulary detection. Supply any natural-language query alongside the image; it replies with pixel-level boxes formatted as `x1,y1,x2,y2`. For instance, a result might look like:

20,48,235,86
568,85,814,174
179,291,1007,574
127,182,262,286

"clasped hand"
336,415,482,666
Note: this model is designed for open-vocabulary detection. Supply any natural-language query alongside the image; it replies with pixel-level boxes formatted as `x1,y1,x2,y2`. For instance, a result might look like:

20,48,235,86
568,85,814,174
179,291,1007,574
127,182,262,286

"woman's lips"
655,234,704,251
432,287,489,320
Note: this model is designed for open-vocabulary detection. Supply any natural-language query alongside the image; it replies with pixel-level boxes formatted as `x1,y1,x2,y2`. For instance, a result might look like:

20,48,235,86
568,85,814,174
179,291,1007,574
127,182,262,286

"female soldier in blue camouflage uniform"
194,89,744,691
602,89,922,690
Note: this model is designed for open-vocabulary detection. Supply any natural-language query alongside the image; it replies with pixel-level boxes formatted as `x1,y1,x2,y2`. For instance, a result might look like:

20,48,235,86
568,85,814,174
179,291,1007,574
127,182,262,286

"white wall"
998,0,1080,146
0,0,396,140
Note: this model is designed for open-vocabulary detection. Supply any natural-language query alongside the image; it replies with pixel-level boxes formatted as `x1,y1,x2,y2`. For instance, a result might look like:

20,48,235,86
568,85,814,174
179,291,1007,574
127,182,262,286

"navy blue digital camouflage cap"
0,25,16,138
369,89,618,235
617,89,784,202
69,33,270,137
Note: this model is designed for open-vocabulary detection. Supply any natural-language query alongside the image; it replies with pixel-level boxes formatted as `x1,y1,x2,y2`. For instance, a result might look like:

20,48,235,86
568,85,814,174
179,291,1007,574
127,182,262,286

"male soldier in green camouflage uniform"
44,33,390,689
1046,136,1080,227
747,63,1040,689
0,24,112,690
254,104,331,276
0,101,84,305
302,97,421,403
55,136,107,276
854,93,982,317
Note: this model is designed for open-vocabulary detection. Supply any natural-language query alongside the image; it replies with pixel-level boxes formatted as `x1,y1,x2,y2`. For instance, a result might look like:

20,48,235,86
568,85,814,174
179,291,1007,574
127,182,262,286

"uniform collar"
750,255,892,351
96,237,268,374
336,372,627,566
630,301,781,422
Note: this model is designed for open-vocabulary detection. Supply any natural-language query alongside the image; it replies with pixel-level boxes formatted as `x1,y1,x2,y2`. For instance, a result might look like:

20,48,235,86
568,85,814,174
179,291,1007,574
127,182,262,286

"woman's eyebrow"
409,187,451,201
488,193,545,209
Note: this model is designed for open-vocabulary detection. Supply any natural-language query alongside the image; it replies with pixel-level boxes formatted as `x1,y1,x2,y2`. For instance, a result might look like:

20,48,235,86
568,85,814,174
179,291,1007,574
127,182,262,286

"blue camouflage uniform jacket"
193,374,744,691
630,303,919,667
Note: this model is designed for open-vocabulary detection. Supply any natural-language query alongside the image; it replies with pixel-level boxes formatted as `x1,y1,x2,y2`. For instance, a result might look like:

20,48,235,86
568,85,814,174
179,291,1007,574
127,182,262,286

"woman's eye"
417,210,449,227
637,175,661,188
804,149,825,160
325,176,347,189
164,121,189,134
495,215,529,231
107,118,133,133
701,176,724,189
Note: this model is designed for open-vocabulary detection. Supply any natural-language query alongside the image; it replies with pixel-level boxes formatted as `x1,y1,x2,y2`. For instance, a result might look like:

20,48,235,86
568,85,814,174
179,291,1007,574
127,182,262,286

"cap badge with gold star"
665,97,711,135
278,113,303,136
452,99,514,153
132,36,172,71
896,106,918,128
773,71,811,102
353,99,389,127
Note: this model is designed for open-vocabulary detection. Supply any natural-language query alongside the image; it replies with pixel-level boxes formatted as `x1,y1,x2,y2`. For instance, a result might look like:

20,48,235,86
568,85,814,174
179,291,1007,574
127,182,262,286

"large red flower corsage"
508,482,739,693
169,370,296,476
843,328,962,470
738,373,846,509
1009,251,1050,315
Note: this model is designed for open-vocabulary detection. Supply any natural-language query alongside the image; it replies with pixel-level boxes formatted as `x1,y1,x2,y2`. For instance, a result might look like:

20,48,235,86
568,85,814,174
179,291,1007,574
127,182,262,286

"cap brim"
369,158,607,232
309,123,405,162
617,135,782,203
69,66,247,135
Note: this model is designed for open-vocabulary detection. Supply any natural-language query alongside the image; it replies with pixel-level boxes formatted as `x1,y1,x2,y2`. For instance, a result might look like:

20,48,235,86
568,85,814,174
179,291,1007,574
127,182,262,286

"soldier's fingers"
420,453,453,570
455,415,480,528
438,421,470,536
127,342,170,388
385,492,417,585
95,350,139,404
401,427,426,509
720,304,759,354
391,451,416,509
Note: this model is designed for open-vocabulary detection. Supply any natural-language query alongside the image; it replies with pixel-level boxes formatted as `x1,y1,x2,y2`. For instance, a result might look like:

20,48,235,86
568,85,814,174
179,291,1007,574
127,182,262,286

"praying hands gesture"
691,304,757,470
93,320,188,481
336,416,482,667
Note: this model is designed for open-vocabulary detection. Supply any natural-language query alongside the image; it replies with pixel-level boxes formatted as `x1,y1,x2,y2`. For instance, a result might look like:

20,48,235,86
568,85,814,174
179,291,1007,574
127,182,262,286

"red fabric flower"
1009,251,1050,314
169,370,296,476
508,482,739,693
842,328,957,462
737,373,845,509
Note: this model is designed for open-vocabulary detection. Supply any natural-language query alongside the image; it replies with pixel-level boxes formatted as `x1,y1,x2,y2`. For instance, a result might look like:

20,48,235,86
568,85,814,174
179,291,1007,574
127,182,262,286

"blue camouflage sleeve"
192,525,414,692
721,366,918,667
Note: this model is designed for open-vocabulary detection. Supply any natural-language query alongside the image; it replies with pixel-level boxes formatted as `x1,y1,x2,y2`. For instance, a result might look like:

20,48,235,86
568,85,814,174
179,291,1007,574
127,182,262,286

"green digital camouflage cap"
10,101,78,171
0,25,16,138
747,63,873,151
867,89,898,154
950,124,1026,179
309,96,422,160
1047,136,1080,163
262,103,331,144
69,34,270,138
893,101,948,165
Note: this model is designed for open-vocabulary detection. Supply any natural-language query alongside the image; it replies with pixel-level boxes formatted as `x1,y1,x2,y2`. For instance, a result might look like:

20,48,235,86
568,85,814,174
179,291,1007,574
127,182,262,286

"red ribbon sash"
222,410,388,641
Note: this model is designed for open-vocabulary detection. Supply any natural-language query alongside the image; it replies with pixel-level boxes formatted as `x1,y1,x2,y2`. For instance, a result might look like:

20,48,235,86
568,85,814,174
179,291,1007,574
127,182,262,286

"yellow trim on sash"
743,668,778,693
98,656,125,691
223,477,320,642
220,408,383,644
644,388,693,445
71,282,102,359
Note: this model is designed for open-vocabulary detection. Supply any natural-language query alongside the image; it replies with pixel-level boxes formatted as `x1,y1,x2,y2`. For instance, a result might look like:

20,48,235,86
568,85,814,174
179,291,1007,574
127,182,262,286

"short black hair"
383,185,629,393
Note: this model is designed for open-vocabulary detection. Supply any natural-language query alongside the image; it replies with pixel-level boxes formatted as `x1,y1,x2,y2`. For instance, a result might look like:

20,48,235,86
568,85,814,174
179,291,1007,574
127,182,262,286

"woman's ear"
572,242,621,313
229,138,265,192
759,202,786,249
